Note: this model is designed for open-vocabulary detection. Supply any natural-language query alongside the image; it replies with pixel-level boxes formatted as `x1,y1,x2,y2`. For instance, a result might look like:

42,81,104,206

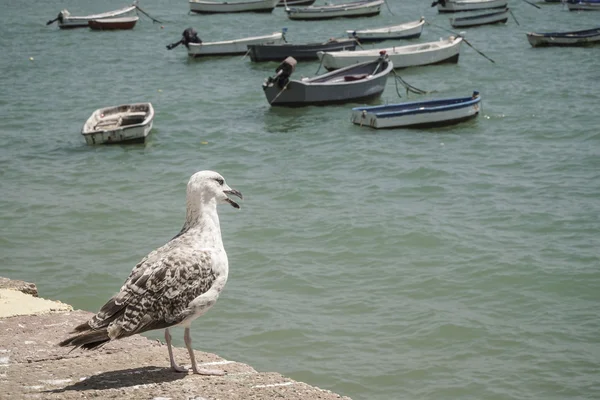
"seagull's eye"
215,178,224,185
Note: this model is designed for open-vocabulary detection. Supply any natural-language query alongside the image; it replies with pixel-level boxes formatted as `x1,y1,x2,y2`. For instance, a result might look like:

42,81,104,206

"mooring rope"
392,70,434,98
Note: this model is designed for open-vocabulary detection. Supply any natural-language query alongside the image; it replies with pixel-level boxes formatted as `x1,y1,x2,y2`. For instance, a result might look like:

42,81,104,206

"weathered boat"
449,8,508,28
347,17,425,42
46,4,137,29
88,16,139,30
526,27,600,47
248,38,358,62
166,28,285,57
276,0,316,6
262,53,393,106
431,0,508,13
565,0,600,11
81,103,154,145
351,91,481,129
318,36,462,70
189,0,279,13
286,0,384,20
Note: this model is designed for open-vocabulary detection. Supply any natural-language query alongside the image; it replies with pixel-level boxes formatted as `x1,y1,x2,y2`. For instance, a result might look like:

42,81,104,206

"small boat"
81,103,154,145
248,38,358,62
526,27,600,47
166,28,285,57
431,0,508,13
189,0,279,13
88,16,139,30
262,53,393,106
565,0,600,11
276,0,316,6
450,8,508,28
318,36,462,70
347,17,425,42
46,4,137,29
286,0,385,20
351,91,481,129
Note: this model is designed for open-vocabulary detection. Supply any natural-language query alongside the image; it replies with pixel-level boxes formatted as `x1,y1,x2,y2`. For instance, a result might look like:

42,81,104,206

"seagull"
59,170,242,375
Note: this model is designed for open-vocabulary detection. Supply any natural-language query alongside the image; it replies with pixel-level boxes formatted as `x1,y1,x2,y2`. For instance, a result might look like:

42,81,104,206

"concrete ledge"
0,278,351,400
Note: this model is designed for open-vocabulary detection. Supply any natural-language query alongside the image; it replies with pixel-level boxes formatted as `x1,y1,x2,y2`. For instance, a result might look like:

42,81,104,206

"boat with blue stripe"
351,91,481,129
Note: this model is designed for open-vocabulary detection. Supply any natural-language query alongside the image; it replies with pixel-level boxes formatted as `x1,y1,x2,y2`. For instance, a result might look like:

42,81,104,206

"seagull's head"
188,170,243,209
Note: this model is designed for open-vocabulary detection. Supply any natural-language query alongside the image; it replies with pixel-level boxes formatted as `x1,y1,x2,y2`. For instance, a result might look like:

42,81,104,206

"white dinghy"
81,103,154,145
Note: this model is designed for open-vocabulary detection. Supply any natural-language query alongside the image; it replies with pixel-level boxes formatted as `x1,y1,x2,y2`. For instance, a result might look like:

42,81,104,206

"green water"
1,1,599,399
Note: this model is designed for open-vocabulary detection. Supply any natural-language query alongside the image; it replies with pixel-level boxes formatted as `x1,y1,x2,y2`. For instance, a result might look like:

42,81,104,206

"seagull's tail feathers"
58,329,111,351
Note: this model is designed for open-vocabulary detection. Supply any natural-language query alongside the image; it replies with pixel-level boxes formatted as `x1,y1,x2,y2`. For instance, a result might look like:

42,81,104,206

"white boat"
46,4,137,29
286,0,384,20
566,0,600,10
450,8,509,28
317,36,462,70
432,0,508,13
189,0,279,13
81,103,154,145
347,17,425,42
351,91,481,129
186,32,285,57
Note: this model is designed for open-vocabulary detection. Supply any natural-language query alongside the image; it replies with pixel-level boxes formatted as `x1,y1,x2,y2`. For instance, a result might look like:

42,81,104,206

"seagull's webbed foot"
192,367,226,376
185,327,228,376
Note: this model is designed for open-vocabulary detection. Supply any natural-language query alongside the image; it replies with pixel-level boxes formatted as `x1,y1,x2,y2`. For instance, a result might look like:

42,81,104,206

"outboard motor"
267,57,297,89
166,28,202,50
46,9,68,26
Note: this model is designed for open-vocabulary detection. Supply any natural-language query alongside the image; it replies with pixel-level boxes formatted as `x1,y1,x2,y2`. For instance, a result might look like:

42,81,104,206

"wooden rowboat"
189,0,279,13
526,27,600,47
318,36,462,70
351,91,482,129
346,17,425,42
449,8,508,28
46,4,137,29
81,103,154,145
285,0,384,20
88,16,139,30
432,0,508,13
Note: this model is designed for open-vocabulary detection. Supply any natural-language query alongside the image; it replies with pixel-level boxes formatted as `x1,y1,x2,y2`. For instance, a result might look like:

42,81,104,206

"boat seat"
344,74,368,82
121,112,146,126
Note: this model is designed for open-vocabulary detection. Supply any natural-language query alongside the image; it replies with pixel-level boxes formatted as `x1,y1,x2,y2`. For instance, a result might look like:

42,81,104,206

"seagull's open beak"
224,188,243,209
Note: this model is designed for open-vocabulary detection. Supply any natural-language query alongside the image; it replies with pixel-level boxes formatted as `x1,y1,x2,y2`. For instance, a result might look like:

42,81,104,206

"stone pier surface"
0,278,351,400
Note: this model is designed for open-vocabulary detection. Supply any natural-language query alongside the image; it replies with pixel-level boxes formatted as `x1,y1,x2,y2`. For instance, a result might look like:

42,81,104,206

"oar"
425,21,495,64
508,8,520,26
135,5,163,24
520,0,541,9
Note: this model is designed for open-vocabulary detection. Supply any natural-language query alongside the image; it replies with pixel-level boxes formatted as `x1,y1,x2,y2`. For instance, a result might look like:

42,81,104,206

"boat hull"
286,0,384,20
450,8,508,27
566,1,600,10
88,16,139,30
276,0,316,6
189,0,279,13
527,28,600,46
346,18,425,42
81,103,154,145
263,57,393,106
436,0,508,13
187,32,284,57
248,39,357,61
351,93,481,129
319,37,462,70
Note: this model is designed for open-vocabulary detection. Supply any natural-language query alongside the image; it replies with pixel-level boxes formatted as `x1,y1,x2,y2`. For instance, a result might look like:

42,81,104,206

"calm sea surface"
1,0,599,398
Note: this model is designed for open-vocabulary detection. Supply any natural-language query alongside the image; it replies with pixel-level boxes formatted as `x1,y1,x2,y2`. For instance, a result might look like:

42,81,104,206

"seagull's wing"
85,246,217,338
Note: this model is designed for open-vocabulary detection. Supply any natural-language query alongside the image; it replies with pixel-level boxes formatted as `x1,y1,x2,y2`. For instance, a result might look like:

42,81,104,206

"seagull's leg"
184,327,225,376
165,328,188,373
